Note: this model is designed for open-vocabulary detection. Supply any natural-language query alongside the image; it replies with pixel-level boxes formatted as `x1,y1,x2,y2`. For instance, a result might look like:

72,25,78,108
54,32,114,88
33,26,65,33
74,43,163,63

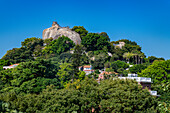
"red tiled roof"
99,71,118,75
84,65,91,68
79,65,91,68
9,64,19,66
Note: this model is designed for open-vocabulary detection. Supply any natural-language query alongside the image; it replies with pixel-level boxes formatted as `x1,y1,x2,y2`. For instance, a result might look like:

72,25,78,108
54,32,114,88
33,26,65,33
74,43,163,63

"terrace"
118,77,152,83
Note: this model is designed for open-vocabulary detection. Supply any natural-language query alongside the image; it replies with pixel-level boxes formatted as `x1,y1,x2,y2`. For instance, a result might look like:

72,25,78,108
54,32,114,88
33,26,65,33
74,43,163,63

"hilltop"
43,22,81,44
0,22,169,112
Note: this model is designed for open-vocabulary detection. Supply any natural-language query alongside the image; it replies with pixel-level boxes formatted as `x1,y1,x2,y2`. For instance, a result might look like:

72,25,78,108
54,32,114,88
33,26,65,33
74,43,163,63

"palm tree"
139,53,145,64
123,52,133,64
132,50,140,64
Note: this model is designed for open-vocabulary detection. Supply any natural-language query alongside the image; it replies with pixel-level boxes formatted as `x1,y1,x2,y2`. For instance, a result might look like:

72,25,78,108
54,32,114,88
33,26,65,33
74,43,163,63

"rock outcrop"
43,22,81,44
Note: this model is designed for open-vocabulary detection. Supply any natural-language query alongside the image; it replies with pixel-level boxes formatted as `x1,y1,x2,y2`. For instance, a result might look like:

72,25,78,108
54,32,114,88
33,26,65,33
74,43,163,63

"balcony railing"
117,77,152,83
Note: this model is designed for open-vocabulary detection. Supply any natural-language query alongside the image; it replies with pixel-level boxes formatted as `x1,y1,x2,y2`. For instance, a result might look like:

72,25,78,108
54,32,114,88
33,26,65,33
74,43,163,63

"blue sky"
0,0,170,59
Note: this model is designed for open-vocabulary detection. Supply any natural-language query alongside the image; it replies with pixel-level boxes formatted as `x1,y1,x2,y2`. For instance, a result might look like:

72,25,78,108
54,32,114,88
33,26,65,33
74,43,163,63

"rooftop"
100,71,118,75
3,64,19,69
83,65,92,68
118,77,152,83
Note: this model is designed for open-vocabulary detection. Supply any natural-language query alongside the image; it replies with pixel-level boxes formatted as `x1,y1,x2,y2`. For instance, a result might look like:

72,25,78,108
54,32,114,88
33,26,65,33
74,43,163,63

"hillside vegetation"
0,25,169,112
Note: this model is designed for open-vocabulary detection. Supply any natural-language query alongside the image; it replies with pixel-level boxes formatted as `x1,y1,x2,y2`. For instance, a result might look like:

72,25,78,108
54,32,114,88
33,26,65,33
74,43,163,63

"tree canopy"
2,37,44,63
72,26,88,38
43,36,75,55
0,78,159,112
0,59,62,94
110,60,129,73
0,24,169,112
81,33,111,52
129,64,147,74
138,60,170,84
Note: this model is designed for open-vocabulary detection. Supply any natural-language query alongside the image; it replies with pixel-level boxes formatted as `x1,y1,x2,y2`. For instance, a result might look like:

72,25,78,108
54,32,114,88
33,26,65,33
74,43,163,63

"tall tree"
123,52,133,63
71,44,87,77
57,62,74,85
72,26,88,38
99,32,110,41
132,50,141,64
92,52,109,69
139,52,145,64
81,33,110,52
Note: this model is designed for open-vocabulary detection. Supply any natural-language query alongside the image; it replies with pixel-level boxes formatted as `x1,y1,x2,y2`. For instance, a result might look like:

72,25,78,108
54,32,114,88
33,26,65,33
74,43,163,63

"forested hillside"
0,25,169,112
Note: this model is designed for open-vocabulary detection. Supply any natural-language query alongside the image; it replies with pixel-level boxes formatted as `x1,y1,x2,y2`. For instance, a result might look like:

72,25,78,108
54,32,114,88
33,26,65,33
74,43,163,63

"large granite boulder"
43,22,81,44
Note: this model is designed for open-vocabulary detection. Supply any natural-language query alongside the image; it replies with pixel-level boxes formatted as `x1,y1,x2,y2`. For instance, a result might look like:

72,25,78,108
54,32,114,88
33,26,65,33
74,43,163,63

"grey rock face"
43,22,81,44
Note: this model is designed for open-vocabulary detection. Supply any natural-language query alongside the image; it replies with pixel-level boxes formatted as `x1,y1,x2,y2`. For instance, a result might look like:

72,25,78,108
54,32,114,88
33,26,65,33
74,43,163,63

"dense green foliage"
71,44,90,79
2,37,44,63
152,82,169,103
91,52,109,69
0,59,9,71
43,36,75,55
110,60,129,72
146,56,165,63
129,64,147,74
0,59,63,94
111,39,145,63
0,78,159,112
57,62,74,86
72,26,88,38
81,33,111,52
138,60,170,111
2,48,33,63
99,32,110,41
114,39,138,45
0,25,169,112
139,60,170,84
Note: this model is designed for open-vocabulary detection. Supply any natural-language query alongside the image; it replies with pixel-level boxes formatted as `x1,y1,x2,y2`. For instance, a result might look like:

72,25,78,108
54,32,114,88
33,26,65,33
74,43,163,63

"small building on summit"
114,42,125,49
79,65,94,75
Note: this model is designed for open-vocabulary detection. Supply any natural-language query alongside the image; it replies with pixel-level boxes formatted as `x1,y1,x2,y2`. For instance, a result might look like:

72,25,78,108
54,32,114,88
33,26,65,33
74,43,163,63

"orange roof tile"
99,71,118,75
9,64,19,66
83,65,91,68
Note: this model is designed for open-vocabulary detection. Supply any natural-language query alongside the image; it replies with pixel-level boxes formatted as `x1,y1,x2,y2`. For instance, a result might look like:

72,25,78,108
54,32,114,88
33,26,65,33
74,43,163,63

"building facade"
3,64,19,70
79,65,94,75
114,42,125,49
117,74,158,96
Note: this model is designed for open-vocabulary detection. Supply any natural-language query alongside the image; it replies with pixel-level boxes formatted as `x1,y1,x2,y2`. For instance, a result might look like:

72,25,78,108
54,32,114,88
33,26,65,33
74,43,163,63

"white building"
3,64,19,70
79,65,94,75
114,42,125,49
115,74,158,96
